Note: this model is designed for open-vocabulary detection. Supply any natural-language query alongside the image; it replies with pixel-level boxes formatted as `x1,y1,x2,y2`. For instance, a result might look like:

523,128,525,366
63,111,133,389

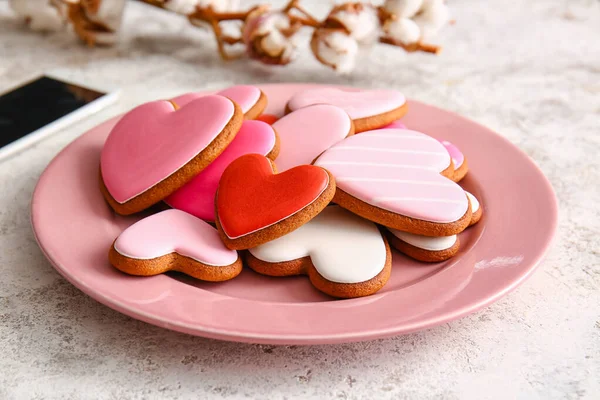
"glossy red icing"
216,154,329,239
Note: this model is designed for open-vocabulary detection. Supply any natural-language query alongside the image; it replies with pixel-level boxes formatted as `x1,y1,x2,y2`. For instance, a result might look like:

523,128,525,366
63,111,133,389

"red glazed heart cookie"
286,87,408,133
314,129,472,236
109,209,242,281
100,95,243,215
215,154,336,250
172,85,267,120
247,206,392,298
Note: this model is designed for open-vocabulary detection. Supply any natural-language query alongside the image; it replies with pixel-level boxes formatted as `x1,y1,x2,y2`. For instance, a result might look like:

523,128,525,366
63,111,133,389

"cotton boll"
412,0,451,38
243,11,297,65
327,4,380,45
383,17,421,45
10,0,66,31
311,29,359,74
382,0,424,19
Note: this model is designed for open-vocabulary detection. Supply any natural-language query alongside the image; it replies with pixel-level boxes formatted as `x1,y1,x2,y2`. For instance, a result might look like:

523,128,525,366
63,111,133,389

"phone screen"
0,76,107,149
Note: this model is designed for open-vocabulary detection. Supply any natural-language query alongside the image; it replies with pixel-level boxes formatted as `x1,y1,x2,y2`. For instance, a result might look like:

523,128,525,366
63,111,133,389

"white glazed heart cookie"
246,205,392,298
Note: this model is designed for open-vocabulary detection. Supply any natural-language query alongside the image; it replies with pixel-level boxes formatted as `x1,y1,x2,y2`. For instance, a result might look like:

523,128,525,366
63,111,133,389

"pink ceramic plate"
31,84,557,344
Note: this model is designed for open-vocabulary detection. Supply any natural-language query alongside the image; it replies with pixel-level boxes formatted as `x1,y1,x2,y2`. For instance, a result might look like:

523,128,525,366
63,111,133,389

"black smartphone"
0,75,119,161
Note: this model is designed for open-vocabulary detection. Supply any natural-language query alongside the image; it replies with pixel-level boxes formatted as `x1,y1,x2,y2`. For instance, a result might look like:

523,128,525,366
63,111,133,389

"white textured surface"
1,1,599,399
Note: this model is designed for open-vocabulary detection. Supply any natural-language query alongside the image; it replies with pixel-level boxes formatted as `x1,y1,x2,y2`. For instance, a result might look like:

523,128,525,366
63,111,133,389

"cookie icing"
114,209,238,266
286,87,406,120
249,206,386,283
389,229,457,251
466,191,480,212
165,120,277,222
217,154,330,239
101,95,235,204
272,104,352,171
314,129,469,223
171,85,261,114
441,140,464,169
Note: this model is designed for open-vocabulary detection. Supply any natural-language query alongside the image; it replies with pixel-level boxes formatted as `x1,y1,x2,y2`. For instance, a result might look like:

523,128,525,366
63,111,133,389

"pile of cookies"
101,85,482,299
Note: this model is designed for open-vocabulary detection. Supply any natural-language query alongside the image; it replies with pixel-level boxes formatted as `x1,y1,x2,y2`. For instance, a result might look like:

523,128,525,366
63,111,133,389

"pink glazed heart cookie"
100,95,243,215
172,85,267,120
247,206,392,298
314,129,472,236
286,87,407,133
164,120,279,222
109,209,242,281
272,104,354,171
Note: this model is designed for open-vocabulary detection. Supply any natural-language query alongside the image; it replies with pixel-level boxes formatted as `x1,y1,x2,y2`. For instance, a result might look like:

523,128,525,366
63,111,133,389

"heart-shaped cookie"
314,129,471,236
272,104,354,171
215,154,336,250
109,209,242,281
165,120,279,222
286,87,408,133
100,95,243,215
247,205,392,298
172,85,267,120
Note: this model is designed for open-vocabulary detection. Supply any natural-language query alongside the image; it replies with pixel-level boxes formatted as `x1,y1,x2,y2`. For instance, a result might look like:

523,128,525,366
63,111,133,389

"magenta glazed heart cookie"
246,206,392,298
272,104,354,171
109,209,242,281
172,85,267,120
164,120,279,222
314,129,472,236
100,95,243,215
286,87,407,133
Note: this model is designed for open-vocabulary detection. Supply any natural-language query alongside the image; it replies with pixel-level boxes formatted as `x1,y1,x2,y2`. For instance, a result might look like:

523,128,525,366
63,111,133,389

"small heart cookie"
100,95,243,215
172,85,267,120
215,154,336,250
314,129,472,236
109,209,242,281
164,120,279,222
286,87,408,133
272,104,354,171
247,205,392,298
